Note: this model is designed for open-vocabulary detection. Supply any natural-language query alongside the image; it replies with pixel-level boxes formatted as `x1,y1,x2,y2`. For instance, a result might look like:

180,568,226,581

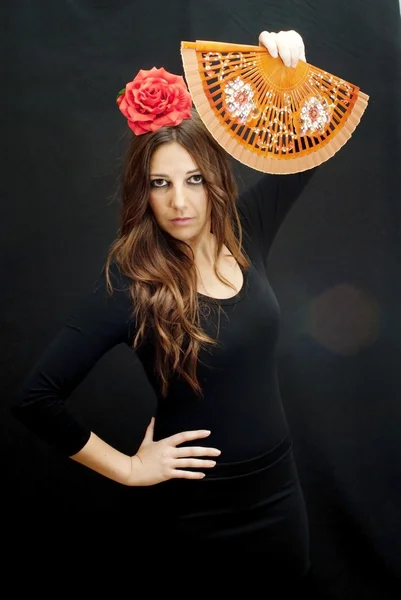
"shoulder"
68,258,135,335
95,258,132,299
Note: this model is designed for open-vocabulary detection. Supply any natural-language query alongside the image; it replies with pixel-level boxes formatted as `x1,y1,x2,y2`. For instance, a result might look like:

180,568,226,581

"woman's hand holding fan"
258,30,306,67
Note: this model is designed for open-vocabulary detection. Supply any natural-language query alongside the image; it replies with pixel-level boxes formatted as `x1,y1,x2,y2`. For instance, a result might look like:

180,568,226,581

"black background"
2,1,401,596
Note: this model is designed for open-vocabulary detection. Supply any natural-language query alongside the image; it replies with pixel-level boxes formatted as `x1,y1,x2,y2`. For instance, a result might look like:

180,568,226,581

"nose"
170,184,187,211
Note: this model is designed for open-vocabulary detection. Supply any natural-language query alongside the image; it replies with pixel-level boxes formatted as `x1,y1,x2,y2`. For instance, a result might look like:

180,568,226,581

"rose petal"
155,67,186,87
151,110,184,130
134,89,163,111
127,106,151,122
127,119,151,135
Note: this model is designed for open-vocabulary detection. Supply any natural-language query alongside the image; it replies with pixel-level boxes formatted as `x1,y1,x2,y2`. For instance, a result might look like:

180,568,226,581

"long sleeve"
11,262,135,456
237,168,317,261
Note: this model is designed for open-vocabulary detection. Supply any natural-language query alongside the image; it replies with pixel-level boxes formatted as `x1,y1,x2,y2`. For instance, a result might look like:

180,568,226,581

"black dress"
12,169,315,573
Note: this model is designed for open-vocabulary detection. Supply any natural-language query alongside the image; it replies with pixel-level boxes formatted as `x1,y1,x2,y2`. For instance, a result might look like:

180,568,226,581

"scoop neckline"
197,268,249,305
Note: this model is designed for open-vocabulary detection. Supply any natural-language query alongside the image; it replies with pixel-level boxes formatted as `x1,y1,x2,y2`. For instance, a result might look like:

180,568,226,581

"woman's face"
148,142,211,246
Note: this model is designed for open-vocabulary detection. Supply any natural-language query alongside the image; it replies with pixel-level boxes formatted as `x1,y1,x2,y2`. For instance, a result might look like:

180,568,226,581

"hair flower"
117,66,193,135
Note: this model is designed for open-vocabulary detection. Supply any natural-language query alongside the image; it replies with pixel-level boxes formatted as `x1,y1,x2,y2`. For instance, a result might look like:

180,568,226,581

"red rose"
117,67,193,135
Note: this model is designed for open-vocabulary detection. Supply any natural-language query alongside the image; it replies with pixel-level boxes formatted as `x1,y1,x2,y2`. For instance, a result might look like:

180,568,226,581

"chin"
169,230,198,243
164,222,199,240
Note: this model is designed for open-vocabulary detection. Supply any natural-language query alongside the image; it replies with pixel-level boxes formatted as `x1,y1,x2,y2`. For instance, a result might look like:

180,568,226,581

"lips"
171,218,193,225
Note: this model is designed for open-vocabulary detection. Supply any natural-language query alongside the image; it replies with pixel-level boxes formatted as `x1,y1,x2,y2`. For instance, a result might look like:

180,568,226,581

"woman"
12,30,316,573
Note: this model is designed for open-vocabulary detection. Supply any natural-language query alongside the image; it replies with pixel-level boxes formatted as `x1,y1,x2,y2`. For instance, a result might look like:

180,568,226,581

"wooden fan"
180,40,369,174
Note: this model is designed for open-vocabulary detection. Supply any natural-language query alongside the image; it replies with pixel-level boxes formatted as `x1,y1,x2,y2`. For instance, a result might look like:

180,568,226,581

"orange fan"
180,40,369,174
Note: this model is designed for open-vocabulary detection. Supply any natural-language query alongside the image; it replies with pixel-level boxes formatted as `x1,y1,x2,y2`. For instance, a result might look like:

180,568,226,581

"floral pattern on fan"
224,77,257,124
297,95,332,136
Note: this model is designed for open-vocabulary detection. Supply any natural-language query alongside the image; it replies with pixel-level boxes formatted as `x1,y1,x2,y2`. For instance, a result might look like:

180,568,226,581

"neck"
187,230,218,266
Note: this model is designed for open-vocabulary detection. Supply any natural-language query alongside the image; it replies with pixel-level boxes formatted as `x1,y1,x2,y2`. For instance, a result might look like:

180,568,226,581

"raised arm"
237,168,316,261
235,29,317,260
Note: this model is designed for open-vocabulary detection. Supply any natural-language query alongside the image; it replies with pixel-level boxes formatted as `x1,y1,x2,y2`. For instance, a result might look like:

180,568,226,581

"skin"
148,141,243,298
148,142,213,257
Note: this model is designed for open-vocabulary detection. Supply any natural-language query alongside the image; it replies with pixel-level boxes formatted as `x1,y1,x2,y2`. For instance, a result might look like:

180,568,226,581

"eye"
150,179,168,188
188,174,204,185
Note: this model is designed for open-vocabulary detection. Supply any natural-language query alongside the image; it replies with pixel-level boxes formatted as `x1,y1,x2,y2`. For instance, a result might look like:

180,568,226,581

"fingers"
176,458,217,469
293,33,306,63
258,30,278,58
174,446,221,458
276,32,299,67
277,44,292,68
169,429,212,446
170,460,216,480
143,416,155,442
259,29,306,67
172,470,207,480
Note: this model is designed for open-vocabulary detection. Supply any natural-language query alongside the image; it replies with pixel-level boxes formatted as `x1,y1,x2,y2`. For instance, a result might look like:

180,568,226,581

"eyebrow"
149,169,200,177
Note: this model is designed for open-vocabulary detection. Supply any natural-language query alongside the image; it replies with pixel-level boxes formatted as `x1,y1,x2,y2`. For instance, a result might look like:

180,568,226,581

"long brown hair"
105,108,249,396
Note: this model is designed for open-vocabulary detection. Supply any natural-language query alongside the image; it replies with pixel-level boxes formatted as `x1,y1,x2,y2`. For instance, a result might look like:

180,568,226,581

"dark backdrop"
2,1,401,596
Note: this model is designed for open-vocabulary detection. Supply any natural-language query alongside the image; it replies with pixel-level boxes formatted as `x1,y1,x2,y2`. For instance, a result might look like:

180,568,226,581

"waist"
156,435,297,517
154,401,290,463
203,435,292,480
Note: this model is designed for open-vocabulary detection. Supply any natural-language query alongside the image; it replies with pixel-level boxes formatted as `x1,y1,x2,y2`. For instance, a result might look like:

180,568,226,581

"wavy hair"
105,109,249,396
